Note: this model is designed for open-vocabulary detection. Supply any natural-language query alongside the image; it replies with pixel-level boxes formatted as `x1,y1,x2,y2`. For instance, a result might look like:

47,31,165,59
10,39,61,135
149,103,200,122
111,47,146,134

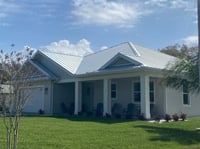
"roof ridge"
84,42,131,57
128,42,141,57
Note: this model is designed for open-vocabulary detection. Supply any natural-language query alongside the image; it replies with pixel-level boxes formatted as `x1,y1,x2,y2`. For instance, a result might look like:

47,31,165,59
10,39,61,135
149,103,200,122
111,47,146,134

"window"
183,84,190,105
133,82,141,102
111,83,117,99
149,81,154,103
133,81,154,103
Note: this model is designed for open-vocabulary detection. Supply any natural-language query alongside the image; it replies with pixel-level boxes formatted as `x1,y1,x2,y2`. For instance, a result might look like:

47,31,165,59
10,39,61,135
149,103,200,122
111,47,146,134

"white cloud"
144,0,167,7
0,1,19,18
169,0,197,13
71,0,150,28
42,39,94,56
145,0,196,11
100,46,108,50
71,0,196,28
0,0,19,26
182,35,198,46
170,0,188,9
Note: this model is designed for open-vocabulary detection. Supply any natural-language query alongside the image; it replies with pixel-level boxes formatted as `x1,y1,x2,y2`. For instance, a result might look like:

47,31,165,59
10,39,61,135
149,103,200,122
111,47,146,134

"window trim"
132,81,141,103
149,81,155,104
111,82,117,100
132,80,155,104
182,84,191,106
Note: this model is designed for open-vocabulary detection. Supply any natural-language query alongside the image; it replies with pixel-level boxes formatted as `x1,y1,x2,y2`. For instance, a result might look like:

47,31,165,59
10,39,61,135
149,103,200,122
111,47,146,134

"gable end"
100,53,142,70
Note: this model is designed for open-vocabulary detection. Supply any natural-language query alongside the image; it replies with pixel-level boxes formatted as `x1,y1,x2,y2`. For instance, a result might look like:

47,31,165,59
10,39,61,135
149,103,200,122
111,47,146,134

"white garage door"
23,87,44,113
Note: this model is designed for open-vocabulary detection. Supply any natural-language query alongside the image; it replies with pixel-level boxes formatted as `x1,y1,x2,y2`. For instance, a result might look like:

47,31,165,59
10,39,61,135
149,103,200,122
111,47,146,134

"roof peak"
84,41,139,57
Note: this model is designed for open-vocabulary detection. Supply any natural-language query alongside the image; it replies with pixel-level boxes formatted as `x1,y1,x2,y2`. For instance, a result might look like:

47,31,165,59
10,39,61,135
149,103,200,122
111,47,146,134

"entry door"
82,82,94,112
23,87,44,113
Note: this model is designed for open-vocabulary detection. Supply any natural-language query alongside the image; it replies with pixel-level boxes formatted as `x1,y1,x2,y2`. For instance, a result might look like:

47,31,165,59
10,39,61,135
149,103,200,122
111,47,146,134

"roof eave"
75,66,165,78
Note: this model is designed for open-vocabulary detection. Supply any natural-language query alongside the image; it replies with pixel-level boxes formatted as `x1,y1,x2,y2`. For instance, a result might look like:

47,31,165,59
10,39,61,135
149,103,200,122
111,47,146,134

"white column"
164,87,168,114
78,82,82,112
103,79,111,116
140,75,151,119
74,81,80,115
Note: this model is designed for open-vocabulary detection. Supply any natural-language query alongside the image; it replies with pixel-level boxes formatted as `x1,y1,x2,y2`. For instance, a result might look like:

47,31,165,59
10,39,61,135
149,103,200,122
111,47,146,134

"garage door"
23,87,44,113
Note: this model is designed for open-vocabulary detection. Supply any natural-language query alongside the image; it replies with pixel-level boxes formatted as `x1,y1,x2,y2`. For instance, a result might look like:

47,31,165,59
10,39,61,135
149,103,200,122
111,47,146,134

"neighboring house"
24,42,200,118
0,84,12,111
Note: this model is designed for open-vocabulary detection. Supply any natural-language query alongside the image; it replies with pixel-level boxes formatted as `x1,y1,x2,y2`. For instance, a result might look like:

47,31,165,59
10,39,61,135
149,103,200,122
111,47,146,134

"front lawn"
0,116,200,149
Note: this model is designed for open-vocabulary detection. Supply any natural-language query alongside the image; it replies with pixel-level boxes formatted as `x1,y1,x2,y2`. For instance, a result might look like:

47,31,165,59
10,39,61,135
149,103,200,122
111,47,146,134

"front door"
82,82,94,113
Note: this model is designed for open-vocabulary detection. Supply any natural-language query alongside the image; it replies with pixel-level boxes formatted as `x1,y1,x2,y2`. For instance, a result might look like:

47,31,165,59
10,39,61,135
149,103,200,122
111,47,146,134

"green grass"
1,116,200,149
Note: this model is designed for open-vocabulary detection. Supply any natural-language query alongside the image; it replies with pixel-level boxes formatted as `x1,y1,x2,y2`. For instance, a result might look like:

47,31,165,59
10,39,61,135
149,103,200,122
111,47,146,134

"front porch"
54,74,166,119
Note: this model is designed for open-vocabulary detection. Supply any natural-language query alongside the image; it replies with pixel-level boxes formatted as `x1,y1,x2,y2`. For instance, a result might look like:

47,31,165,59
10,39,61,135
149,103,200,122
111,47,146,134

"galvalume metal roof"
34,42,176,75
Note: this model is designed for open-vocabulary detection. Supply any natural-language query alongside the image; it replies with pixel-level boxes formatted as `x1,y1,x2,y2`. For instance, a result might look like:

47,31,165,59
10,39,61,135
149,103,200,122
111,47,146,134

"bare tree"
0,46,35,149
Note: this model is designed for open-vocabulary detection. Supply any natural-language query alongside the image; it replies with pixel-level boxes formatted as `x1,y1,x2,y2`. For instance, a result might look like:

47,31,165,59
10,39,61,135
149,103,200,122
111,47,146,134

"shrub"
154,115,161,122
164,114,171,122
180,113,187,121
172,114,179,121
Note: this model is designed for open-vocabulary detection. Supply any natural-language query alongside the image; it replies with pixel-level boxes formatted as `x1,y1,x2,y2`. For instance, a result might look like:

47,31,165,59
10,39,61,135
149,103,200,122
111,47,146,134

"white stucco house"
23,42,200,119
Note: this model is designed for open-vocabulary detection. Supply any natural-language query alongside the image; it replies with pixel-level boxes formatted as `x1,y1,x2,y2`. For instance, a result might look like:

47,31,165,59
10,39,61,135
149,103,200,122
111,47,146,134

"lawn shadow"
53,115,135,124
136,125,200,145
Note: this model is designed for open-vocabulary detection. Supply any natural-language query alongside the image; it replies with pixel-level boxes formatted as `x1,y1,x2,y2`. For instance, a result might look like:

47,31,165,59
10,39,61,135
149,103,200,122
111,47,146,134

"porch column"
140,75,151,119
74,81,81,115
103,79,111,116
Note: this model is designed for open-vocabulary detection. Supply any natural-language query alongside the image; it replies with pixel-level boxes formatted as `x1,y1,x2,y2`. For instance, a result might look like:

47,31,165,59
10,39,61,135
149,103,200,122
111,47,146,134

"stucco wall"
166,87,200,117
28,80,52,115
111,78,134,110
153,79,166,116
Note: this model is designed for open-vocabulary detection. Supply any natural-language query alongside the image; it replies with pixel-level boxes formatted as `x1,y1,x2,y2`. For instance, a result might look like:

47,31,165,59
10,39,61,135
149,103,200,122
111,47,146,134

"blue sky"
0,0,198,54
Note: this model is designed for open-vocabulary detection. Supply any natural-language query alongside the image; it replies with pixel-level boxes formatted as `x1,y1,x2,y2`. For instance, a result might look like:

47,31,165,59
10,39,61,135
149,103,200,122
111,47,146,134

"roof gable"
32,50,83,78
39,50,83,74
100,53,142,70
76,42,141,74
18,61,53,80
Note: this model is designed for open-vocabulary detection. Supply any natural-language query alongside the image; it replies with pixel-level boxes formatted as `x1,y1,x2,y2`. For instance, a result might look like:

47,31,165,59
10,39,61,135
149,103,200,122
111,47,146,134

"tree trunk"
7,129,11,149
13,116,20,149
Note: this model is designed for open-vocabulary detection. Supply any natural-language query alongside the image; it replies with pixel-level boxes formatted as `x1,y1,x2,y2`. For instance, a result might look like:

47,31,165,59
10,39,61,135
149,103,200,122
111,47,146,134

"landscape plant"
172,114,179,121
0,46,35,149
164,114,171,122
180,113,187,121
